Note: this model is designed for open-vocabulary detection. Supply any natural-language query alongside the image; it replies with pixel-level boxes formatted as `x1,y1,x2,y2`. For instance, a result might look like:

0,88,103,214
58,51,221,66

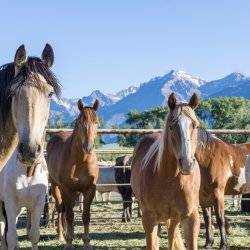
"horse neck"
158,129,179,179
0,115,18,169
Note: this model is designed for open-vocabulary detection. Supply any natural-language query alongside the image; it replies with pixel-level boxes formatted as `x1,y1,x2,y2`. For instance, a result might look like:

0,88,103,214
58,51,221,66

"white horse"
0,150,48,250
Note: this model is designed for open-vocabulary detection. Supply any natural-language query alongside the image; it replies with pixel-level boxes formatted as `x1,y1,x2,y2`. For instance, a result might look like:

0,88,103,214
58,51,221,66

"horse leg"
225,215,230,235
80,194,84,212
142,211,159,250
182,209,200,250
168,219,184,250
166,219,185,250
0,201,7,249
107,192,111,205
214,189,229,250
82,184,96,249
26,209,32,236
63,191,76,250
29,199,45,250
51,182,65,242
202,207,214,248
4,199,18,250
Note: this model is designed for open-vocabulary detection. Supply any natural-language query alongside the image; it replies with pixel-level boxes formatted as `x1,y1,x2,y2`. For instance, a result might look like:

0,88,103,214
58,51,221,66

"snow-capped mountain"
200,72,248,98
107,86,138,102
50,70,250,126
98,70,205,126
50,87,138,122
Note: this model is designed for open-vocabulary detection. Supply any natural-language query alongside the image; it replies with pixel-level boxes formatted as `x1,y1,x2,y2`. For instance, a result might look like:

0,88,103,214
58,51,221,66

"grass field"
17,196,250,250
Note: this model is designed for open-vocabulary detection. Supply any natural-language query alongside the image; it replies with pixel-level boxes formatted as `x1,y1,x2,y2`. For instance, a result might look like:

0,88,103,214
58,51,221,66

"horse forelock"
78,107,98,126
0,57,61,124
167,104,200,128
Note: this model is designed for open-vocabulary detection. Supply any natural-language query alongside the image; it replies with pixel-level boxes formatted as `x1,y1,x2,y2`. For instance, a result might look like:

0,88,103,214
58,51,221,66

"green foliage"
48,114,69,128
118,97,250,146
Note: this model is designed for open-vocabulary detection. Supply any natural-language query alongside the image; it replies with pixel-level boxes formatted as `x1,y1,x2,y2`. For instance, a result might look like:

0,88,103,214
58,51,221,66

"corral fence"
25,128,248,226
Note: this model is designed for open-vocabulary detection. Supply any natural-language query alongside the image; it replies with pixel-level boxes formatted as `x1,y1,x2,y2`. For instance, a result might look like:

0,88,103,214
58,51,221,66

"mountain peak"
225,72,246,81
167,70,204,86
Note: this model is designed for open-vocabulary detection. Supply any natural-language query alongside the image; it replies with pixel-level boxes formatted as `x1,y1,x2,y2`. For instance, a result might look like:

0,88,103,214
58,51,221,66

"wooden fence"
42,128,250,225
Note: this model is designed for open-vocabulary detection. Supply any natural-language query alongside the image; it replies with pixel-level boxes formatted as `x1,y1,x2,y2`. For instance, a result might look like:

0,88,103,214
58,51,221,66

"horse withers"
47,99,99,250
0,151,48,250
0,44,60,168
131,93,201,250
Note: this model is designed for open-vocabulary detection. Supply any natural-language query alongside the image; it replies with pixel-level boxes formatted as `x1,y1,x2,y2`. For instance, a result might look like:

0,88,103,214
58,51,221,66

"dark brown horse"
196,131,250,249
131,93,201,250
115,155,133,222
47,99,99,250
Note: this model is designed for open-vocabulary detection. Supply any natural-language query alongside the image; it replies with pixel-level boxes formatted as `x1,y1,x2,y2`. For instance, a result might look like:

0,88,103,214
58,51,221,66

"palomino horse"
47,99,99,250
0,44,60,168
131,93,201,250
0,151,48,250
196,131,250,249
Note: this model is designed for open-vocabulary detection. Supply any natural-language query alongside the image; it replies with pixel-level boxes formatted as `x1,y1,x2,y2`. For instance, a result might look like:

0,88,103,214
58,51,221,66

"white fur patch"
178,115,191,160
233,155,250,194
234,167,247,192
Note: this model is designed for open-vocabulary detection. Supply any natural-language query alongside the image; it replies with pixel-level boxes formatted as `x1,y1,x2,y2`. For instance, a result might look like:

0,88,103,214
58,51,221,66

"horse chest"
14,171,48,207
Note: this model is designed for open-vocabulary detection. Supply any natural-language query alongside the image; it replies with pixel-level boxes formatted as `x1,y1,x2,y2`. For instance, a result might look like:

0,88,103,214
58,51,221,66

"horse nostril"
37,144,42,154
18,143,24,154
179,158,182,166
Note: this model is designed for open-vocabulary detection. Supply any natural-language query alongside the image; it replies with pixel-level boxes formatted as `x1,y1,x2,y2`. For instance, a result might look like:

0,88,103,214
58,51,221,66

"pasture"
17,195,250,249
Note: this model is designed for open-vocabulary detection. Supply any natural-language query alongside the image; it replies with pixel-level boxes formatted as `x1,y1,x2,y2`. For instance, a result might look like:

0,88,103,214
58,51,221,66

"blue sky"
1,1,250,97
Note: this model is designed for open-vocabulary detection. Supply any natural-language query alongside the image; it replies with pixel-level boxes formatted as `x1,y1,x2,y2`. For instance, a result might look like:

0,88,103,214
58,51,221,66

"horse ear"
189,93,199,110
14,44,27,68
77,99,84,111
93,99,100,111
168,93,176,110
42,43,54,68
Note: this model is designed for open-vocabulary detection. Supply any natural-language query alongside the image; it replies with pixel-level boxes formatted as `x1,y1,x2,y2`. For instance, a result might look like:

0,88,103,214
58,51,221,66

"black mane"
0,57,61,124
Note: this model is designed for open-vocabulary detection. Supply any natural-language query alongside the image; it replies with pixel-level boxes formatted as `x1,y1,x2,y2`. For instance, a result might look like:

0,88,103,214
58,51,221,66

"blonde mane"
142,104,199,172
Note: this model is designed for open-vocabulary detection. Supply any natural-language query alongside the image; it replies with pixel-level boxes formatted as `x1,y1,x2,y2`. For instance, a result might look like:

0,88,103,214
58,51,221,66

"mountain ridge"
50,70,250,126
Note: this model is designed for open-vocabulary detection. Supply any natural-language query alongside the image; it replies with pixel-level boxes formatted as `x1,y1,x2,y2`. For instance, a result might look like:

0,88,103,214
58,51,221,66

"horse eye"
48,92,54,98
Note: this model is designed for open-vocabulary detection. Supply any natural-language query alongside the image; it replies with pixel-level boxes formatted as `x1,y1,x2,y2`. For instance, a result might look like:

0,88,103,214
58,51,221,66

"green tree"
118,97,250,146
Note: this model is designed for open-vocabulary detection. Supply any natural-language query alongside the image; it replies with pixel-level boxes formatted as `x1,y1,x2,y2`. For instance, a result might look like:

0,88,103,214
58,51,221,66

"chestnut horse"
196,130,250,249
47,99,99,250
131,93,201,250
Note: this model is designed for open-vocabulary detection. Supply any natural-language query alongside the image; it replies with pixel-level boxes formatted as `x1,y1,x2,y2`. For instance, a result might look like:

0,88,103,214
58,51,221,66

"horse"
0,44,60,168
0,151,48,250
131,93,201,250
47,99,99,250
114,155,134,222
195,132,250,250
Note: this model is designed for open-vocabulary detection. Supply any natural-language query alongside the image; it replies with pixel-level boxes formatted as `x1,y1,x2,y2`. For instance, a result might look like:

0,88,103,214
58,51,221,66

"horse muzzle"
17,142,43,165
179,157,196,175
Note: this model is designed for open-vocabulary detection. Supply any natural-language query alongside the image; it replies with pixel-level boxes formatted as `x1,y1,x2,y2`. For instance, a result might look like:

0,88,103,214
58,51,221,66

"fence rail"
46,128,250,135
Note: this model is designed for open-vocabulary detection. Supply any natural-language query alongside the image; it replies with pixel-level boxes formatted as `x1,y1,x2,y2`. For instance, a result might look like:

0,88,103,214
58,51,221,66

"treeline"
118,97,250,147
